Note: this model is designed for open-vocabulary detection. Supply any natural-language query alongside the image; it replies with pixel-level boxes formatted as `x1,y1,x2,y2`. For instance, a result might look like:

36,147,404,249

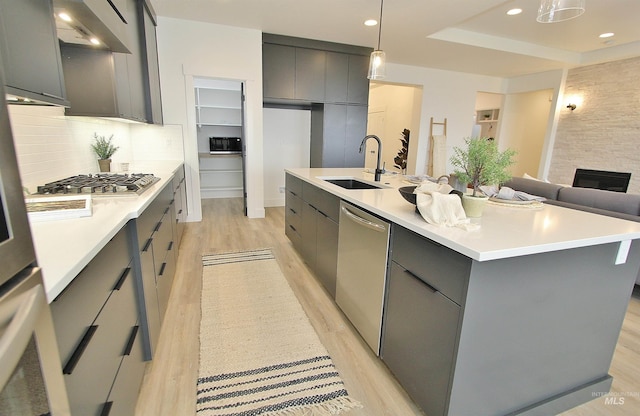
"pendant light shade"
368,50,386,80
537,0,585,23
368,0,386,80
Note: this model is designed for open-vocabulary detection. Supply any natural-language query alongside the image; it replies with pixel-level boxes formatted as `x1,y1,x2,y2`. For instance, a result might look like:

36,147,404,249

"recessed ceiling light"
599,32,615,38
507,8,523,16
90,38,101,46
364,19,378,26
58,12,72,22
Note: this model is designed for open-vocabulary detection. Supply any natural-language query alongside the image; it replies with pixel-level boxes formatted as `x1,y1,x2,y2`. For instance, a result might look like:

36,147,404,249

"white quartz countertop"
286,168,640,263
29,161,183,303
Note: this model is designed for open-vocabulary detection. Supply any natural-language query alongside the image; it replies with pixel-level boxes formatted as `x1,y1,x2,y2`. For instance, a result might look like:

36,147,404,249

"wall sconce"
567,103,577,111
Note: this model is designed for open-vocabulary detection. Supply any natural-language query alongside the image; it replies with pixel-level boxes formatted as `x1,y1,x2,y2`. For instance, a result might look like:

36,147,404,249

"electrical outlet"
279,186,285,193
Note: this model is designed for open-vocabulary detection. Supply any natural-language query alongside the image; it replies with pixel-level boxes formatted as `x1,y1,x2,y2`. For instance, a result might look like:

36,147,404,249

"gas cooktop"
36,173,160,196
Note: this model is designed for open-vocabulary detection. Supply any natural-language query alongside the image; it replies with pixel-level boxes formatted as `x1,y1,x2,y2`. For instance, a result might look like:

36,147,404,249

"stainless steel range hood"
53,0,132,53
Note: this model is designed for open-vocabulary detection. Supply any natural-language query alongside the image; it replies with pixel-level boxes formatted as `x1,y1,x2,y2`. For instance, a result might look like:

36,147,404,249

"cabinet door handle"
113,267,131,291
168,241,174,251
154,221,162,232
123,326,139,356
289,208,297,215
63,325,98,374
142,238,153,252
164,207,170,215
289,224,297,232
404,269,440,294
41,91,65,100
159,262,167,276
100,401,113,416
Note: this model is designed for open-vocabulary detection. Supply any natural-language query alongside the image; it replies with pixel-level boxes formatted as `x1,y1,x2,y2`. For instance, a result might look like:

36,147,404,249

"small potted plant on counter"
450,137,516,217
91,133,119,172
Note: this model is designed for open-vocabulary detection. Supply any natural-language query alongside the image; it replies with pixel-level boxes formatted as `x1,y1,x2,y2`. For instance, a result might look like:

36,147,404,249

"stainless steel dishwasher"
335,201,391,355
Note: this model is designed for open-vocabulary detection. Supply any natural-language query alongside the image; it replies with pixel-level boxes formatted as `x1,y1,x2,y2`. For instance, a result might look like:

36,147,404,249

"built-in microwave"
209,137,242,154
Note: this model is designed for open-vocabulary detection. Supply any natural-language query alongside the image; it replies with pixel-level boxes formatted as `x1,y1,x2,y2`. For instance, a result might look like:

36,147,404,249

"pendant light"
537,0,585,23
368,0,386,80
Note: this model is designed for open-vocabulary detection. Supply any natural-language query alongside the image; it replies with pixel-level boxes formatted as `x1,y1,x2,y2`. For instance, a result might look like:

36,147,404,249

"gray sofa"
503,176,640,285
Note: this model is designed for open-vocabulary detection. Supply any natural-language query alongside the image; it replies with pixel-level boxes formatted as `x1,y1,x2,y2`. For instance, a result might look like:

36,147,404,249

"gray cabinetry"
50,226,144,415
0,0,68,106
284,174,340,296
173,165,187,248
138,0,163,124
262,43,295,100
324,52,348,104
295,48,326,102
60,0,162,123
131,180,176,359
381,225,470,416
311,104,367,168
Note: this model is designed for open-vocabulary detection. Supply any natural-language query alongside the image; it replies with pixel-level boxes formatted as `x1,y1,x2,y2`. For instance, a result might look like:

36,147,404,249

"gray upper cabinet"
295,48,326,102
347,54,370,105
60,0,162,123
324,52,348,103
0,0,69,106
263,43,295,100
139,0,163,124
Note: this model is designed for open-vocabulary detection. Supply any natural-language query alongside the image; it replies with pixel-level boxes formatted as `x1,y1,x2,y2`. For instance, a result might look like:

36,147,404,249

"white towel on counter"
414,182,477,229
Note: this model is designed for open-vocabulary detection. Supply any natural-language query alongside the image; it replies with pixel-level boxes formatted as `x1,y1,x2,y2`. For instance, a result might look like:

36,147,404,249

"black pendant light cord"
377,0,384,50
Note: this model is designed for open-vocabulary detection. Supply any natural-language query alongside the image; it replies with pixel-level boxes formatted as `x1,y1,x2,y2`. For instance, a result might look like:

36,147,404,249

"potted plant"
91,133,119,172
393,128,410,174
450,137,516,217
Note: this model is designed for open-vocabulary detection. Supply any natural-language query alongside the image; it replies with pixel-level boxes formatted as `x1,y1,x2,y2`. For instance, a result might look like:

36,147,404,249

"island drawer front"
302,181,340,222
286,191,302,224
391,225,470,305
62,266,139,415
285,173,303,197
51,227,132,363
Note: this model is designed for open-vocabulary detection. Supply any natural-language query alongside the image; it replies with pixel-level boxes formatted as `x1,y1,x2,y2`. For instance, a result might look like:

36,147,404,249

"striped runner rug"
198,248,361,416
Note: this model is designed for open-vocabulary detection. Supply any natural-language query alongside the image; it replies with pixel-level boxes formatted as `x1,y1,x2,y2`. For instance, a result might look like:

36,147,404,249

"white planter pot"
461,194,488,218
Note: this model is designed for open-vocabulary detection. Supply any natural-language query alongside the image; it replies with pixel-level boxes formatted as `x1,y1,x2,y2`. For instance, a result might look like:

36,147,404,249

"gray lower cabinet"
382,262,461,416
0,0,68,106
131,180,177,359
173,165,187,248
50,226,144,415
285,174,340,296
381,225,470,416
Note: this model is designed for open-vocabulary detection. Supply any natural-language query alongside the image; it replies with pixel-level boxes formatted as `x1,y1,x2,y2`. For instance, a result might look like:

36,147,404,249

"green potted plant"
91,133,119,172
393,128,410,174
450,137,516,217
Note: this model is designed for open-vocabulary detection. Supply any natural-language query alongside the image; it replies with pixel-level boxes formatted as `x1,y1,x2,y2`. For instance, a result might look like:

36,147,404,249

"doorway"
366,82,423,175
193,77,247,214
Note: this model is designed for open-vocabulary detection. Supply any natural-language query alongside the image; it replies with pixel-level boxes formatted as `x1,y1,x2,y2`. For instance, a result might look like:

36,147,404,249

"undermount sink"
324,178,384,190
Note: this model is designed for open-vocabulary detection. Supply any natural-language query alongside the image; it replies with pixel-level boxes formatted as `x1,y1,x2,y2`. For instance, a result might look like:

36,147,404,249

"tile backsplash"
7,105,183,193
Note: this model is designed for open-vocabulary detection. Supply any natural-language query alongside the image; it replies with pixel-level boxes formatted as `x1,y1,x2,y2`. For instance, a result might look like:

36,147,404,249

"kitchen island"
285,168,640,416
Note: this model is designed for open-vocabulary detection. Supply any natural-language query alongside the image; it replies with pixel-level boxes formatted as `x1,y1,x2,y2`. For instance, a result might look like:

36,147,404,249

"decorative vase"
461,194,489,218
98,158,111,172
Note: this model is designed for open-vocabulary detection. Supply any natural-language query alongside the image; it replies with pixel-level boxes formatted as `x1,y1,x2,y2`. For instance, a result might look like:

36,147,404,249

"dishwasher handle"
341,206,387,232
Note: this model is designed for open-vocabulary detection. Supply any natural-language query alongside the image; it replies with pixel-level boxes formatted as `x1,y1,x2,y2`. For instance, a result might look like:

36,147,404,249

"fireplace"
572,169,631,193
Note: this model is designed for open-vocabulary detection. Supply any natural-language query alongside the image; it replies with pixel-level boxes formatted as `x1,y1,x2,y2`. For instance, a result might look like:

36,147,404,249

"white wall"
384,63,505,176
263,108,311,207
367,83,422,174
156,17,264,220
500,89,553,178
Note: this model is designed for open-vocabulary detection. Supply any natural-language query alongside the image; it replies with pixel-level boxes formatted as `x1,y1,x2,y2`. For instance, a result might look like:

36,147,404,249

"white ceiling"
150,0,640,78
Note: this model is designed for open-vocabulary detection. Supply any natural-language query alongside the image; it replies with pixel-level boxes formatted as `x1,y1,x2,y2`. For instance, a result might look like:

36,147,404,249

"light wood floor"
135,198,640,416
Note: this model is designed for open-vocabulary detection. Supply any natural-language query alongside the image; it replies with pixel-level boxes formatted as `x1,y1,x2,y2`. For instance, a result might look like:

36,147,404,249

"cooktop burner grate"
36,173,160,195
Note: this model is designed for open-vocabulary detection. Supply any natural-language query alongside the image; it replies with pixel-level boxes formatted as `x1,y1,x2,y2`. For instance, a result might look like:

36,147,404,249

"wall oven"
209,136,242,154
1,69,70,414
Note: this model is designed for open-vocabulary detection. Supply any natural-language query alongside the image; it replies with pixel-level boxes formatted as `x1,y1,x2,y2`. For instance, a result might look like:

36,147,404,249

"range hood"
53,0,132,53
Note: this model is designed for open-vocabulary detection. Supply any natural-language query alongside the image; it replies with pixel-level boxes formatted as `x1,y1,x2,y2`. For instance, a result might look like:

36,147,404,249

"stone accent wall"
549,57,640,194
